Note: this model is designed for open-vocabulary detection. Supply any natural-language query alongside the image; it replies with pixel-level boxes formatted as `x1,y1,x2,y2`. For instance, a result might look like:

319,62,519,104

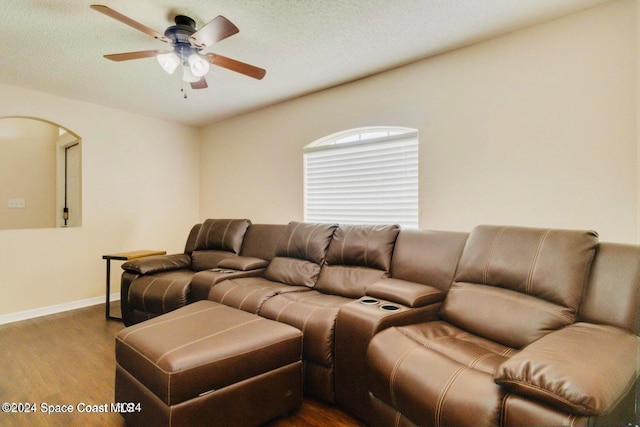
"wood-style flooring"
0,303,364,427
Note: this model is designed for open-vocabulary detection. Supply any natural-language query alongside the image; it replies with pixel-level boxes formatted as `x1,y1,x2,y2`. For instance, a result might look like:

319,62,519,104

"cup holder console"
359,298,400,311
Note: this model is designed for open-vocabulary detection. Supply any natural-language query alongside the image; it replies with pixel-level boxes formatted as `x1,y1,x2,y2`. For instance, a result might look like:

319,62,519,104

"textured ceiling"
0,0,614,127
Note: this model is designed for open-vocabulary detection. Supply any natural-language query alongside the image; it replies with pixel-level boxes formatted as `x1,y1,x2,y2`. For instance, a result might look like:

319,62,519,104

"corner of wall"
636,0,640,243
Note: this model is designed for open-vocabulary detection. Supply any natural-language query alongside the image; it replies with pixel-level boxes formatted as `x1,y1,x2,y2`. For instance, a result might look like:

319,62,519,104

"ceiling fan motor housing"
165,15,199,60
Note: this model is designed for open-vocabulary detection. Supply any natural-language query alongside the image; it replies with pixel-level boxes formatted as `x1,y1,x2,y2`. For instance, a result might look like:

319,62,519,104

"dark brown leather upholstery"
259,223,400,402
578,242,640,334
315,224,400,297
367,225,639,427
237,223,288,260
389,228,469,292
190,218,251,271
116,221,639,426
188,223,285,302
120,223,202,325
368,321,509,426
495,323,637,415
208,221,337,314
442,225,598,348
120,220,251,326
335,229,469,421
115,300,303,427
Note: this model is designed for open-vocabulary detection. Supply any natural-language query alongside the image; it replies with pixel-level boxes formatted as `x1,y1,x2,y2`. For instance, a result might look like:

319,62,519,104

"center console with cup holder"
335,294,444,420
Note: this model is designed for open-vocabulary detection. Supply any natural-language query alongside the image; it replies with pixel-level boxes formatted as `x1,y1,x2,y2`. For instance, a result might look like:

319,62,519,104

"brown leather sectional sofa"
118,219,640,426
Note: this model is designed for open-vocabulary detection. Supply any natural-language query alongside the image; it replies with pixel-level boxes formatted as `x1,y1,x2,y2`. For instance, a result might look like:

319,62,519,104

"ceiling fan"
90,4,266,91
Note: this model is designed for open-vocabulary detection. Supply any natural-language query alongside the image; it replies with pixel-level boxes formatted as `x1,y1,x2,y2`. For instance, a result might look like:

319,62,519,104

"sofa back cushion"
315,224,400,298
191,219,251,271
578,242,640,334
239,223,287,261
440,225,598,348
274,221,337,264
183,223,202,255
390,229,468,292
194,218,251,253
264,221,338,287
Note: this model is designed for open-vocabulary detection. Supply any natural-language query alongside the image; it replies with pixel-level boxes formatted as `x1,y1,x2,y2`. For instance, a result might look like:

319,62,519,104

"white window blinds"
304,129,418,228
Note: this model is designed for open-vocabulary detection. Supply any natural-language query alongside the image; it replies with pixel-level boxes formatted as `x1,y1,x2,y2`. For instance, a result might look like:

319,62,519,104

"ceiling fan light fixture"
182,64,200,83
157,52,180,74
188,54,210,77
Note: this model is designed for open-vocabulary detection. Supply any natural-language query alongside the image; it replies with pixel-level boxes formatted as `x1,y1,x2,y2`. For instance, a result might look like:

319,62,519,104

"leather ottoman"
114,300,303,427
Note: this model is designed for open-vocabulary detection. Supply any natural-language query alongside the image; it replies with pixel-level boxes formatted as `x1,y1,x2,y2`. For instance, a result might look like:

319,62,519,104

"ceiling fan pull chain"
181,78,189,99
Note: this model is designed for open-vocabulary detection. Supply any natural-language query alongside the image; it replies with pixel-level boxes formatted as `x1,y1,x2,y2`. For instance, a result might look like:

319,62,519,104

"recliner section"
117,221,640,426
366,225,640,426
258,223,400,402
120,219,252,325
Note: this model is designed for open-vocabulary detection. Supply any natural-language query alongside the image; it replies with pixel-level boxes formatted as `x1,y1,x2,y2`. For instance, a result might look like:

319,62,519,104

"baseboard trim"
0,293,120,325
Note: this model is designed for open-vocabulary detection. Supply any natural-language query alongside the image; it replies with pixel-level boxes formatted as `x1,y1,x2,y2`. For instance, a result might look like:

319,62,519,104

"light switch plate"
7,198,25,208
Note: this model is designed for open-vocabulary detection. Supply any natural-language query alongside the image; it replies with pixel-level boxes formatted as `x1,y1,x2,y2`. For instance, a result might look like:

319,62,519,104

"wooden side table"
102,250,166,320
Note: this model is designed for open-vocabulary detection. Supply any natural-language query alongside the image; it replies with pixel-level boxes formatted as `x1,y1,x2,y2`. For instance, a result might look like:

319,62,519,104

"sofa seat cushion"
127,269,194,314
116,300,302,406
208,277,310,314
188,268,267,302
367,322,511,426
217,256,269,271
259,291,353,367
391,321,518,375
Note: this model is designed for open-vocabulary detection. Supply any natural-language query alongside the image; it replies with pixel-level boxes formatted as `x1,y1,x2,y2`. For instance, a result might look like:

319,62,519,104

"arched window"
304,126,418,228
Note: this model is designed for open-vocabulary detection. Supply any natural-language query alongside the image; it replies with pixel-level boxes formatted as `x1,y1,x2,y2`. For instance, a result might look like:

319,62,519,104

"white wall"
200,0,638,244
0,84,200,316
0,118,57,229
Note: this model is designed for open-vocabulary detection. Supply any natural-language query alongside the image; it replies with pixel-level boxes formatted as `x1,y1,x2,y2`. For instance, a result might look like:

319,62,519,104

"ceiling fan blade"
91,5,170,44
189,16,239,48
103,50,167,62
191,78,208,90
204,53,266,80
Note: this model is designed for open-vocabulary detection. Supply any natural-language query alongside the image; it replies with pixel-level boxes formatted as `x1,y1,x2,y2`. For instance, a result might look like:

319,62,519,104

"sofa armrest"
122,253,191,275
217,256,269,271
494,322,639,416
366,278,444,308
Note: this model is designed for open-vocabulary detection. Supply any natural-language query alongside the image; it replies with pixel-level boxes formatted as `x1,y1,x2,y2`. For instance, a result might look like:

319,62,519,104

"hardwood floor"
0,304,365,427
